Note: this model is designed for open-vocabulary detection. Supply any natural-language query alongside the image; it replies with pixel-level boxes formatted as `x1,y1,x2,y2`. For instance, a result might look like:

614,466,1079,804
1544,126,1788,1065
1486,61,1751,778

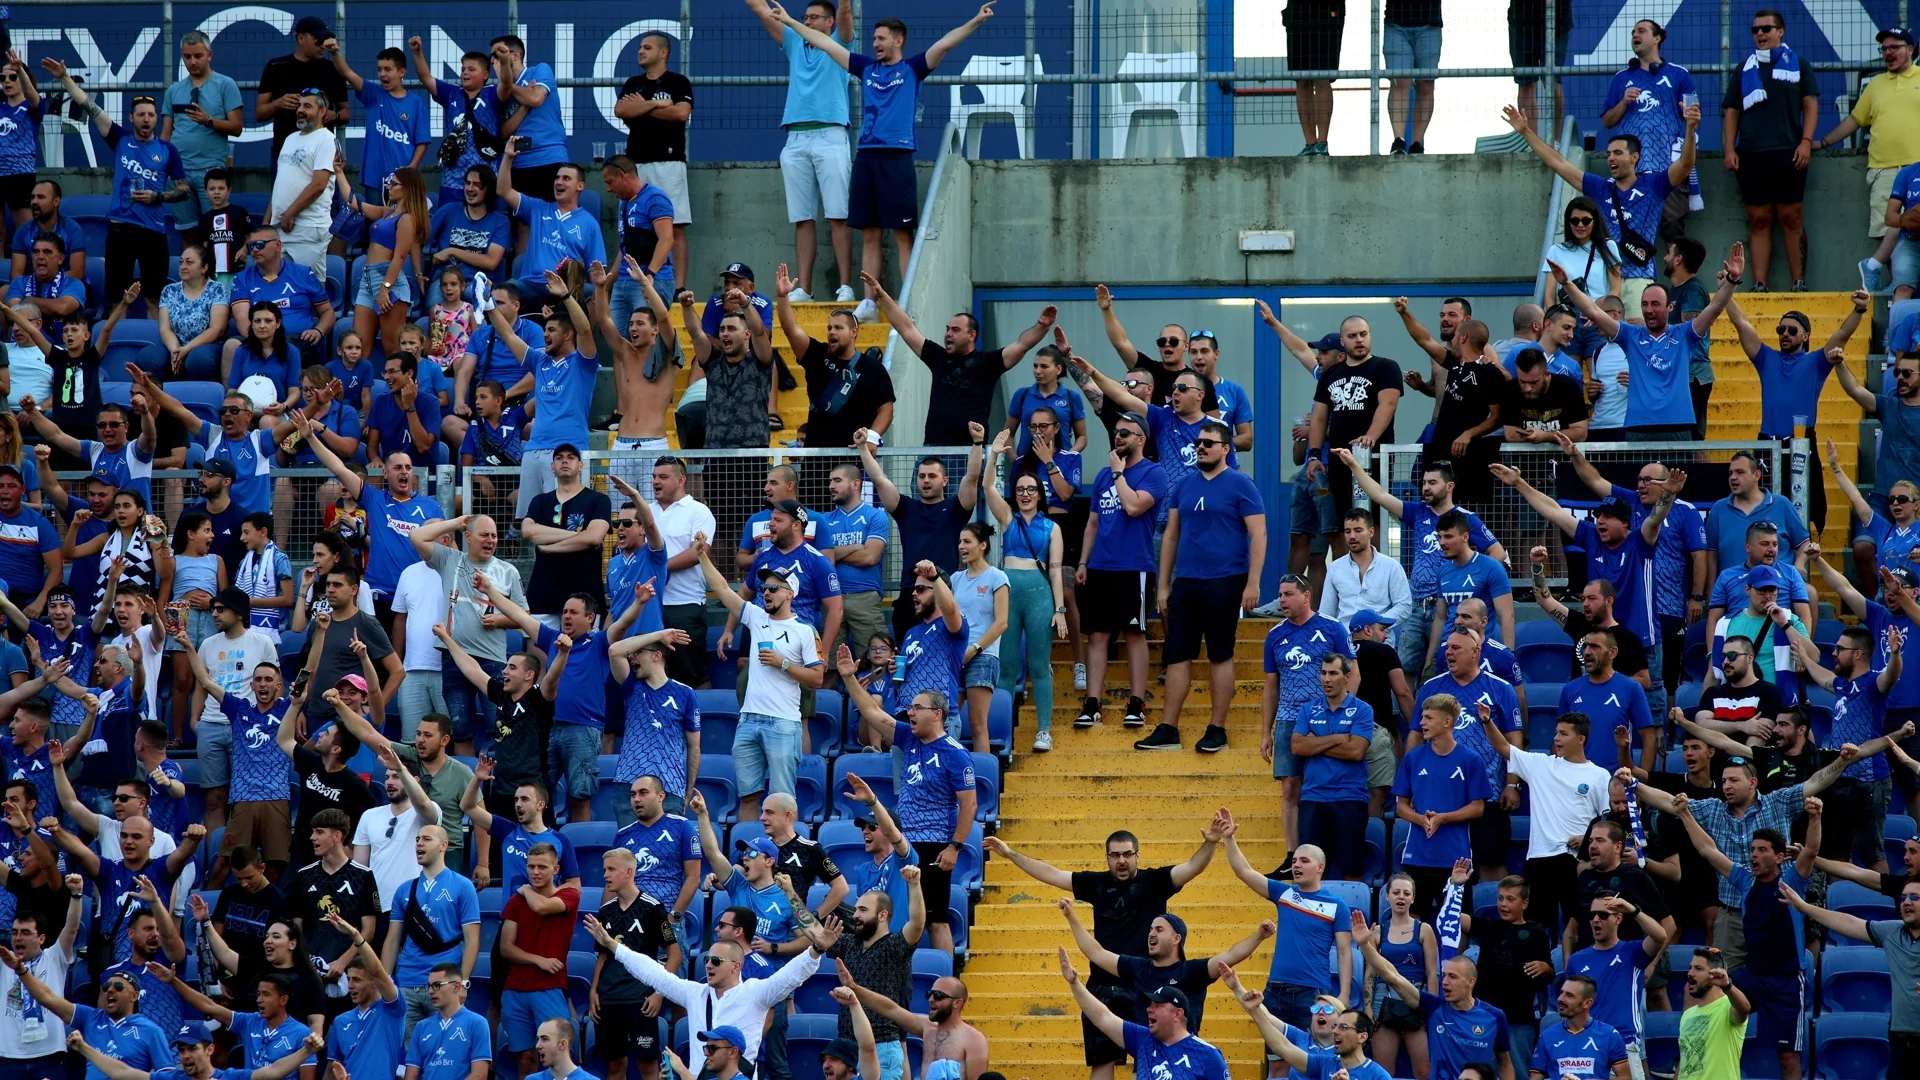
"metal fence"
1364,440,1791,586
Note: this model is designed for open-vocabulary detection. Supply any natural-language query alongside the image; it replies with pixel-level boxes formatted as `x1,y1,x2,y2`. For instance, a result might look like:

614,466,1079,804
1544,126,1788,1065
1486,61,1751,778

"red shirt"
501,885,581,991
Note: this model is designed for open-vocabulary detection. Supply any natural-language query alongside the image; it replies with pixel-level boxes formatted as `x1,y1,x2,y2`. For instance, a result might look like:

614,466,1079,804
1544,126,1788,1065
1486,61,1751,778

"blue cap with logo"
1745,565,1782,590
1348,609,1396,632
736,836,779,860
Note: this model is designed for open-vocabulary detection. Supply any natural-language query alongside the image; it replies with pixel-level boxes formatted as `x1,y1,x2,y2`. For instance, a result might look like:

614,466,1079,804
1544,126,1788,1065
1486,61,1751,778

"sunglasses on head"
131,95,156,106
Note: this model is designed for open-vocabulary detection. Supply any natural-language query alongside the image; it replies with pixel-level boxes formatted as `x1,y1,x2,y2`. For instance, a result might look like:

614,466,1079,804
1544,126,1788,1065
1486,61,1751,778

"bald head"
1511,303,1544,333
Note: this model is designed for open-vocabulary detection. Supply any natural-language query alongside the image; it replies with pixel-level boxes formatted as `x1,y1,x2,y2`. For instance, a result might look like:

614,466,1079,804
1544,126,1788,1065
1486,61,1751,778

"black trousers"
106,221,170,319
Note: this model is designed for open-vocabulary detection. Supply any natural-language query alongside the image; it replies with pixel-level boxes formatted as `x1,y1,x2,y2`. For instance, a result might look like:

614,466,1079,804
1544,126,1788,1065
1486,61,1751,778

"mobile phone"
291,669,312,697
172,102,193,115
512,135,532,153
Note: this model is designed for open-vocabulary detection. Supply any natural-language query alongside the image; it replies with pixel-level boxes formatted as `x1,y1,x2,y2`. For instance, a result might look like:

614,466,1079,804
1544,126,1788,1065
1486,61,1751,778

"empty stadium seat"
833,756,896,820
1813,1012,1889,1080
700,713,740,756
567,887,605,951
1888,814,1917,868
1821,947,1891,1013
562,821,618,887
944,884,971,953
819,820,867,873
696,755,740,824
1516,641,1576,683
1515,621,1574,648
1830,880,1897,921
811,690,846,757
1641,1007,1681,1074
1361,816,1386,887
973,752,1000,821
795,754,830,823
785,1014,839,1080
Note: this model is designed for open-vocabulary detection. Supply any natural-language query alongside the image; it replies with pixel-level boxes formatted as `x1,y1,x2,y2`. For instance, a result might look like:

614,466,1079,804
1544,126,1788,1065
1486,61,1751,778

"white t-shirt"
1542,239,1622,296
0,941,71,1056
391,562,446,672
272,127,337,233
651,496,718,607
352,801,428,907
738,603,820,722
195,628,281,725
953,564,1009,657
109,623,167,724
1506,748,1611,861
5,343,52,411
1591,343,1630,430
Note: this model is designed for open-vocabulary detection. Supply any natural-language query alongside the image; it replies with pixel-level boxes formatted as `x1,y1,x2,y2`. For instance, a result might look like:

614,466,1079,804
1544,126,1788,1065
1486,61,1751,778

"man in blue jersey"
607,626,702,818
163,971,321,1080
1533,974,1632,1080
138,373,277,514
612,775,699,925
840,771,920,934
67,1022,323,1080
1341,450,1507,681
1429,510,1516,671
1704,452,1812,587
1412,630,1521,886
1224,825,1353,1025
1704,519,1814,631
1506,96,1700,309
484,33,569,240
324,910,408,1080
404,960,492,1080
1287,654,1375,881
777,3,994,324
378,823,481,1035
821,463,892,659
1567,894,1669,1077
1357,910,1516,1080
1547,242,1740,440
301,431,443,622
1260,573,1352,860
1560,628,1657,774
1786,622,1901,874
1076,412,1165,730
473,270,598,519
325,42,429,199
1059,949,1230,1080
1224,966,1395,1080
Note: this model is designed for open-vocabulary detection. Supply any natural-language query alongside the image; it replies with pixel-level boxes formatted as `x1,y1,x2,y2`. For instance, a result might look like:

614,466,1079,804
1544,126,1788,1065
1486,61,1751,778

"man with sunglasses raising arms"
1777,871,1920,1070
1836,345,1920,527
1072,411,1165,729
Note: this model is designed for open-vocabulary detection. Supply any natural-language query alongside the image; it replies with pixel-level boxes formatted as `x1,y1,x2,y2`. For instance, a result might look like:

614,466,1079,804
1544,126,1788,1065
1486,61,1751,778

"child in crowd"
429,264,476,368
196,168,250,286
328,330,377,416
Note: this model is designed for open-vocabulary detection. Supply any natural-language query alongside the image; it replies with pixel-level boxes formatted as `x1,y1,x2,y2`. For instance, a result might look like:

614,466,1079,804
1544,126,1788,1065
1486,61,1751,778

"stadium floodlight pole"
1369,0,1381,153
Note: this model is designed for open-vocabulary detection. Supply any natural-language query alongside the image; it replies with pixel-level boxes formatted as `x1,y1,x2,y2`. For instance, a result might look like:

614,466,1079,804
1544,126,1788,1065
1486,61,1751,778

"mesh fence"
1368,441,1789,587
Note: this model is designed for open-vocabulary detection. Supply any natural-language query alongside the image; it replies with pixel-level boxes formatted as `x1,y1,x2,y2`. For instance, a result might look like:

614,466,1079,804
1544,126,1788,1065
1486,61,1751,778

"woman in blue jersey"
346,167,431,359
1833,435,1920,587
222,304,302,421
0,54,45,235
984,433,1067,753
165,511,226,744
1365,873,1438,1079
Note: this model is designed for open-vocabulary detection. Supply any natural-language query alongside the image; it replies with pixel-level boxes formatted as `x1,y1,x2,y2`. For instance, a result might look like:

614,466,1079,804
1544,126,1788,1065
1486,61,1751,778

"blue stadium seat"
562,821,618,887
793,967,843,1015
1390,818,1409,873
1821,947,1891,1013
1507,815,1529,876
1814,1012,1890,1080
101,381,133,407
706,627,737,690
1888,814,1917,868
1361,816,1386,887
785,1014,838,1080
819,820,866,874
955,822,986,893
1641,1008,1680,1075
795,754,830,823
834,756,896,820
1516,641,1575,684
1472,880,1500,913
729,820,768,857
811,690,845,755
973,751,1000,821
1515,622,1574,649
1740,1014,1790,1078
1683,619,1709,682
1319,879,1370,921
959,687,1013,756
696,755,740,824
1830,880,1896,921
567,887,605,952
477,887,504,952
944,884,970,953
591,755,624,821
1674,682,1702,715
326,254,348,311
1663,747,1686,773
700,713,739,756
1814,618,1846,647
466,954,493,1019
697,688,742,724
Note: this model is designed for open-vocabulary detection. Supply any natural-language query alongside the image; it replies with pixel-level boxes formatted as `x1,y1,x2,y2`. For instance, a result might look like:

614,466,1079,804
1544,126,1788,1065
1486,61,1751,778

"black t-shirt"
619,71,694,162
1070,866,1179,985
1355,640,1405,735
1645,770,1722,919
1313,355,1402,448
800,341,895,449
525,487,613,613
1466,918,1553,1024
1569,863,1670,949
774,834,843,899
5,873,71,940
258,55,348,162
1723,61,1821,152
487,677,552,788
214,881,287,988
292,747,378,866
891,495,965,588
1563,613,1648,678
199,204,255,276
1501,374,1590,435
1117,954,1214,1031
1429,360,1502,449
916,341,1005,445
828,932,915,1041
290,858,379,964
595,890,674,1004
47,345,102,429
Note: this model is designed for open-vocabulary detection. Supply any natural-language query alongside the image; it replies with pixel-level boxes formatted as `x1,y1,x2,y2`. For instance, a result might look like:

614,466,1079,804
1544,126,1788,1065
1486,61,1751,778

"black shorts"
511,163,567,205
598,1001,664,1061
1057,500,1090,566
1735,147,1809,207
1506,0,1573,84
1287,17,1345,74
848,149,918,231
1298,800,1368,879
1732,969,1807,1052
1164,574,1247,664
1472,802,1512,867
910,841,955,925
1079,569,1149,634
1082,980,1135,1066
0,172,35,212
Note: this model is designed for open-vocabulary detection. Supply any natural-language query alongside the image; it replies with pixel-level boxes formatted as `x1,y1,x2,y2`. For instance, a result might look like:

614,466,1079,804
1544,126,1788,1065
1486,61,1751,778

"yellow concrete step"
984,773,1278,796
979,874,1288,902
1050,637,1272,662
1009,748,1273,775
976,898,1284,928
998,792,1272,815
990,813,1284,841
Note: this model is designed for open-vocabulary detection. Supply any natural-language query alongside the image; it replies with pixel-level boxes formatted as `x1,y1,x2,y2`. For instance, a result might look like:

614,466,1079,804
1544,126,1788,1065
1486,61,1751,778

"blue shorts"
354,259,414,310
196,719,233,787
547,723,603,805
735,711,801,798
848,149,918,231
1384,23,1442,72
1732,969,1806,1052
1289,466,1336,551
873,1038,906,1080
963,652,1000,689
1272,712,1298,779
501,987,569,1051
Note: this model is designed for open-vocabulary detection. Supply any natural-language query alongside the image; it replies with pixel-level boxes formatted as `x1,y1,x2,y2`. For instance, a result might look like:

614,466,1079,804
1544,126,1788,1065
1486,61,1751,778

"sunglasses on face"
1894,495,1914,505
911,584,934,594
1172,384,1202,394
1123,378,1145,388
220,405,246,415
111,793,140,803
1308,1003,1338,1016
1568,215,1594,225
247,239,276,251
925,990,955,1001
1775,325,1801,335
1156,337,1183,348
705,955,732,967
1752,24,1782,33
97,420,125,429
1193,438,1226,448
704,1045,734,1055
617,519,638,528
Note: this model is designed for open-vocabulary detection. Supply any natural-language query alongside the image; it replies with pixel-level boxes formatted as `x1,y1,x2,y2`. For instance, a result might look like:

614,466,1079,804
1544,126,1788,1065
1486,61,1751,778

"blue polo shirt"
536,623,612,729
514,194,602,281
846,52,931,150
1297,694,1374,803
356,83,430,190
0,506,59,596
1612,319,1701,427
821,502,890,595
232,261,328,337
1086,460,1167,572
1707,562,1811,614
1418,992,1512,1080
1704,493,1810,576
1405,503,1499,602
1752,346,1838,437
329,993,407,1080
619,183,678,282
405,1005,493,1080
221,691,291,803
781,25,855,126
1437,553,1512,644
1008,383,1087,456
1392,740,1495,868
390,868,481,986
1146,405,1240,526
1560,674,1655,773
360,486,442,596
1533,1019,1630,1080
9,216,86,264
1171,468,1264,580
366,390,444,464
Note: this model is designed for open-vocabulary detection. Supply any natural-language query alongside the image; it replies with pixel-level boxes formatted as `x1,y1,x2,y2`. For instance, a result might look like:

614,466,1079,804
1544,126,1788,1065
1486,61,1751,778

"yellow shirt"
1676,994,1744,1080
1851,64,1920,168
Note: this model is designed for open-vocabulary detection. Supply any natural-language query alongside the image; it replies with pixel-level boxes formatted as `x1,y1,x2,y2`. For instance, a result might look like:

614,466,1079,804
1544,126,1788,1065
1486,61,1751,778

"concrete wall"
888,153,973,447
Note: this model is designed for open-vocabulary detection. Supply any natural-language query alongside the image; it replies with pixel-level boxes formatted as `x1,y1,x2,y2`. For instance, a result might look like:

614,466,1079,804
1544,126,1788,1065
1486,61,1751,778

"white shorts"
781,126,853,223
637,161,692,224
610,435,669,494
516,446,558,518
279,223,330,281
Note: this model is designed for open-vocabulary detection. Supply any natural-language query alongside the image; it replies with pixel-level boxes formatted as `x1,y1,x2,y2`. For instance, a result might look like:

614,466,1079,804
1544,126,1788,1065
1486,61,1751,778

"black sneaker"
1196,725,1228,753
1075,697,1102,727
1134,724,1182,750
1124,696,1147,727
1390,137,1408,155
1408,140,1426,154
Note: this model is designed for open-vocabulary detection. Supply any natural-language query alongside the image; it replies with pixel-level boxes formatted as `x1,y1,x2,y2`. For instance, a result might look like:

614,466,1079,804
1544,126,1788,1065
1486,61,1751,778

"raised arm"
1688,246,1745,338
1057,946,1129,1047
1546,261,1621,341
1666,102,1700,187
1502,104,1586,185
1488,463,1581,536
1778,878,1874,942
859,273,926,355
1832,348,1879,413
979,834,1072,890
1255,300,1320,374
1723,297,1766,358
925,2,995,70
1057,897,1122,977
1065,350,1147,416
774,1,854,68
1328,447,1404,519
64,1033,153,1080
1221,966,1314,1071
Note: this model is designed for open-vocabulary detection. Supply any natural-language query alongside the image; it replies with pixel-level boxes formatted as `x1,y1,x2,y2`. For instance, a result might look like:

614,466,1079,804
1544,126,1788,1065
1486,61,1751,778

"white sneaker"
853,298,879,323
1033,730,1053,753
834,285,856,303
789,287,813,303
1073,663,1088,691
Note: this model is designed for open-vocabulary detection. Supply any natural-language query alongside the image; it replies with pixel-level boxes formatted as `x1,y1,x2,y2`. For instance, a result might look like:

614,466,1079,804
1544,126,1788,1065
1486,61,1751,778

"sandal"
769,413,785,430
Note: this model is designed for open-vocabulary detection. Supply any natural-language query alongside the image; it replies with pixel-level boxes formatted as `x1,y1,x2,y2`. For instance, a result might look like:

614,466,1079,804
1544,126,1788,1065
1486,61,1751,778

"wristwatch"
946,840,964,852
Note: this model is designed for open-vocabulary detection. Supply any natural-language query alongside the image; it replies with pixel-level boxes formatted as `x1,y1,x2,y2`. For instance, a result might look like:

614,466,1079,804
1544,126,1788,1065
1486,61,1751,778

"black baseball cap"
294,15,332,39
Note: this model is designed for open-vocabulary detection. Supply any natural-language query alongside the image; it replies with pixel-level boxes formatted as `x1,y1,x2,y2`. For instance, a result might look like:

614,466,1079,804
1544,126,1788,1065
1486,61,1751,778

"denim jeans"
444,657,504,747
548,723,604,806
609,271,677,338
735,712,801,798
397,668,449,742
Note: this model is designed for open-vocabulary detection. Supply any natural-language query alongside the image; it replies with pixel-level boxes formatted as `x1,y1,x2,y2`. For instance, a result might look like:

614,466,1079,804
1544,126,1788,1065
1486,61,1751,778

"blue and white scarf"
1435,877,1466,961
1742,45,1801,110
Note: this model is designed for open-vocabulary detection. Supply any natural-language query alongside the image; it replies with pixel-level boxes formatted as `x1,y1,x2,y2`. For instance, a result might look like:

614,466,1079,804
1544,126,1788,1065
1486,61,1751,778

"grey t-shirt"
1869,918,1920,1033
310,609,396,694
952,564,1009,658
428,545,526,663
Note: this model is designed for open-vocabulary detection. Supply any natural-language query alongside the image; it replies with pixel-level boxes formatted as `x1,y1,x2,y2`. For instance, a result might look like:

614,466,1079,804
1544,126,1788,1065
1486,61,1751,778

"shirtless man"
835,957,989,1080
590,255,680,495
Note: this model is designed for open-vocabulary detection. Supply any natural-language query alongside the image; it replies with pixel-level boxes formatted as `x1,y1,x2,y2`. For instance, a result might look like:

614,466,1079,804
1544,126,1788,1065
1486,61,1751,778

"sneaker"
1134,723,1182,750
853,298,879,323
1124,696,1147,727
834,284,857,303
1791,279,1809,292
1196,725,1229,753
1250,598,1285,618
1408,141,1426,154
1297,142,1318,156
1309,141,1329,155
1033,730,1053,753
1390,138,1408,155
1862,258,1885,294
1075,697,1102,727
1073,662,1088,691
789,287,814,303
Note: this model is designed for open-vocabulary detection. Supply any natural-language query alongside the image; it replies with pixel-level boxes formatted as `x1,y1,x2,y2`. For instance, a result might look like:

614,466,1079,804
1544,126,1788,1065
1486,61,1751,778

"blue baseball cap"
1349,609,1396,632
698,1027,747,1052
174,1021,215,1047
1312,332,1344,352
1745,565,1782,590
736,836,779,861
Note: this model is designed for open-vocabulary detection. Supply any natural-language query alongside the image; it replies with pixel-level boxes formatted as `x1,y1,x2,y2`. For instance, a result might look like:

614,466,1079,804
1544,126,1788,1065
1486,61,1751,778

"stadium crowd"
7,6,1920,1080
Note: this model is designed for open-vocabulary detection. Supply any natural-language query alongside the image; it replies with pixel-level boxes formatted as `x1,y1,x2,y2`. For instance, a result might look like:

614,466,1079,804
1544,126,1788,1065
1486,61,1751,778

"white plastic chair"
1106,51,1199,158
949,54,1042,158
39,94,99,169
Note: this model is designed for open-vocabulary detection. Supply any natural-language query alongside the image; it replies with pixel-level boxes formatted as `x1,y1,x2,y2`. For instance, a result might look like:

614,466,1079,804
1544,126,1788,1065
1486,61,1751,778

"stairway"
1702,290,1868,541
968,620,1288,1080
